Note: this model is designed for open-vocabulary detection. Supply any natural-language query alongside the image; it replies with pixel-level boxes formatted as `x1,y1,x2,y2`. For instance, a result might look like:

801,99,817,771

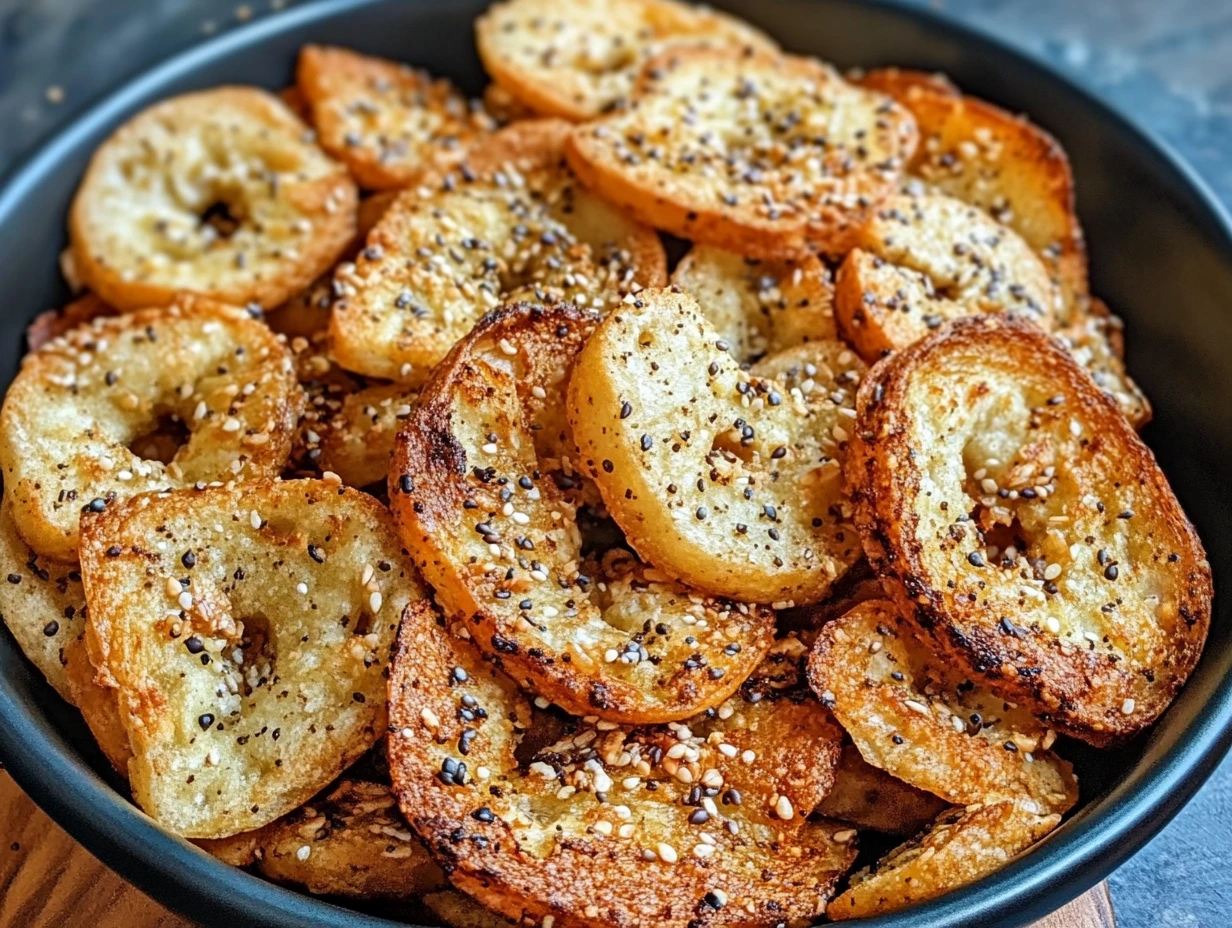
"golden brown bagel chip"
816,743,948,836
297,46,495,190
80,479,427,838
852,71,1088,320
566,48,918,258
568,288,866,605
476,0,776,121
670,245,836,361
330,119,666,383
199,780,446,898
388,599,857,928
70,87,358,311
827,801,1060,920
319,381,419,489
845,315,1211,744
391,303,775,723
834,194,1056,362
809,601,1077,814
0,297,303,560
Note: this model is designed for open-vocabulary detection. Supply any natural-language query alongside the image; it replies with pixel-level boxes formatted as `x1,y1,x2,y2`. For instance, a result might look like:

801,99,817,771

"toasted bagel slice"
0,499,83,703
80,480,427,838
388,599,857,928
816,743,948,837
568,288,866,605
0,297,304,561
849,67,959,101
566,48,918,258
62,625,133,775
330,119,666,383
1056,297,1151,428
70,87,358,311
846,315,1211,744
199,780,445,898
392,303,775,723
297,46,495,191
852,71,1088,320
827,801,1060,921
809,601,1077,814
834,194,1056,362
670,245,837,361
475,0,776,121
318,381,419,489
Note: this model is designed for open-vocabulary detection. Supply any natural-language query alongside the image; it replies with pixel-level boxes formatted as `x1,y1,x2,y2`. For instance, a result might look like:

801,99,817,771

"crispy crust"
851,72,1088,321
70,86,358,311
834,194,1056,363
298,45,495,191
849,67,959,100
568,287,866,605
79,479,427,837
388,599,857,928
816,743,948,836
827,801,1060,920
808,601,1077,813
330,119,666,383
566,48,918,259
0,296,304,560
390,303,775,723
475,0,777,121
845,315,1211,744
199,780,446,898
670,245,837,361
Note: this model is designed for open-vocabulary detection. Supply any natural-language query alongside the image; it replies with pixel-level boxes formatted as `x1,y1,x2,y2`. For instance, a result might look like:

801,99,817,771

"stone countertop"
0,1,1229,926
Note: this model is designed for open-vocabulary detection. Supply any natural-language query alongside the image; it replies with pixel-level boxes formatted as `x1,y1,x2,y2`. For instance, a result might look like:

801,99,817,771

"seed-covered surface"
566,48,918,258
0,499,85,702
846,315,1211,744
827,800,1060,921
330,119,666,383
79,479,427,838
816,743,948,837
809,601,1078,814
264,189,399,339
569,288,866,605
297,46,496,191
388,599,857,928
319,381,419,489
392,304,775,723
70,87,358,311
0,297,304,561
834,194,1056,362
199,779,446,898
851,71,1088,322
670,245,837,362
475,0,777,121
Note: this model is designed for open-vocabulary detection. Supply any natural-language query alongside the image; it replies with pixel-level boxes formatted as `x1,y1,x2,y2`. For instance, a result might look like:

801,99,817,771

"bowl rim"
1,1,1231,926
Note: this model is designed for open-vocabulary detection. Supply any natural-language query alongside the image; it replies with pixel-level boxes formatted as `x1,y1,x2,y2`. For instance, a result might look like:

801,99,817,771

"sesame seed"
656,842,678,863
1121,698,1136,715
296,845,311,861
370,591,384,612
775,796,794,820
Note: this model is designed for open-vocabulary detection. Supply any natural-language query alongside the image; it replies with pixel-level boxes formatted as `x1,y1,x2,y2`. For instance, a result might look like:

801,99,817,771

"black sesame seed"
641,434,654,451
620,402,633,419
472,807,495,823
967,551,985,567
105,546,122,558
181,551,196,569
198,713,215,730
185,636,205,654
6,574,19,584
1104,564,1119,581
43,620,59,636
307,544,326,564
695,506,708,520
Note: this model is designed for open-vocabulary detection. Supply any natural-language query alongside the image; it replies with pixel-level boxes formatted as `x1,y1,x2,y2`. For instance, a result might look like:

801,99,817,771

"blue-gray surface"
0,1,1229,925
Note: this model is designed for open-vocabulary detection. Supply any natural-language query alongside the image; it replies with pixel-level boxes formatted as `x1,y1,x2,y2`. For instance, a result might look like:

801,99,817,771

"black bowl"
1,1,1230,925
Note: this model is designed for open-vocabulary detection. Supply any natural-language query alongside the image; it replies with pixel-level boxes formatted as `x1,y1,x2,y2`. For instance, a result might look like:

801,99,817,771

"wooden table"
0,770,1115,928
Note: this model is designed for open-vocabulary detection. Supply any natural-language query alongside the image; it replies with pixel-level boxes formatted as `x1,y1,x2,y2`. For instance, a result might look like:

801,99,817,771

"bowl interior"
1,1,1231,926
